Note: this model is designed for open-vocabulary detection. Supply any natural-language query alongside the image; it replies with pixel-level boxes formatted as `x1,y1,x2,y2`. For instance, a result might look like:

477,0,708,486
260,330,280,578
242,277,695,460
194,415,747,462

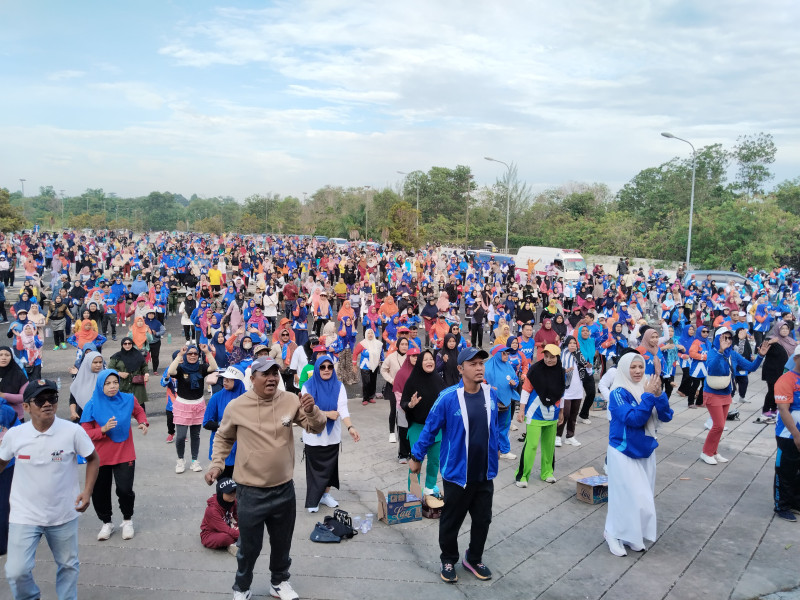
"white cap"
220,366,245,381
714,326,732,338
738,311,746,316
794,346,800,358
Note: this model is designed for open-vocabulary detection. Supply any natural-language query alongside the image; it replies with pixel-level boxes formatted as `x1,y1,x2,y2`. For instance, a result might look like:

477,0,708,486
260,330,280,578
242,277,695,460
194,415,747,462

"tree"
387,201,419,248
731,132,776,196
141,191,180,231
0,188,26,232
774,177,800,215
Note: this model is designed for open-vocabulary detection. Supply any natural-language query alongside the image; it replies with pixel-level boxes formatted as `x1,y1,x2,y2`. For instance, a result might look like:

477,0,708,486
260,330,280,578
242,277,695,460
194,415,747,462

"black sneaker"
462,556,492,580
775,509,797,522
440,562,458,583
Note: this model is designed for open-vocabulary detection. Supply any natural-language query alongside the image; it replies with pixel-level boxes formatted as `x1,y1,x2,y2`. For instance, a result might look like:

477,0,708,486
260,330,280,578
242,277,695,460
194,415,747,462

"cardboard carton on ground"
568,467,608,505
376,479,422,525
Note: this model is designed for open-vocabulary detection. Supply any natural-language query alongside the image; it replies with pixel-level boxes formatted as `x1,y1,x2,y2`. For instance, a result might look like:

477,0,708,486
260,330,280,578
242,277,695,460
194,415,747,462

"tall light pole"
60,190,66,226
363,185,371,241
19,179,26,197
397,171,420,240
465,174,474,248
485,157,512,253
661,132,697,267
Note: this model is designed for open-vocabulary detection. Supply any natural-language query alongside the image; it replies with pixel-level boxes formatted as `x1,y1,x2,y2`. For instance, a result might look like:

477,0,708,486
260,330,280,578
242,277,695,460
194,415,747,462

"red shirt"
81,399,148,466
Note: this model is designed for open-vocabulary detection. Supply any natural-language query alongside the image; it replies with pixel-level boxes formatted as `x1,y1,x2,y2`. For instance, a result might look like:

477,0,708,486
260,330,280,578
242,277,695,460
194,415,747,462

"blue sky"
2,0,798,200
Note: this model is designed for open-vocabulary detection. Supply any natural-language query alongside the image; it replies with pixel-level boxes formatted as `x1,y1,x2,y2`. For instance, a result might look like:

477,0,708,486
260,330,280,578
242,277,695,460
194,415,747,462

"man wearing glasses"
0,380,100,600
206,357,326,600
269,330,298,393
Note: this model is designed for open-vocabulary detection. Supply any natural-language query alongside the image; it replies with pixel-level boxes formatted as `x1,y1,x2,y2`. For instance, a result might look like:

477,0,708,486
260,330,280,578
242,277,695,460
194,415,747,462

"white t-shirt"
301,383,349,446
0,418,95,526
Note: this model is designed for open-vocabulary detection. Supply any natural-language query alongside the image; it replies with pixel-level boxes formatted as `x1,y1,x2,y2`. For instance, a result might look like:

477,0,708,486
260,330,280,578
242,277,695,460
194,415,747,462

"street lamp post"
661,132,697,267
484,157,512,253
19,179,26,197
363,185,371,241
397,171,420,240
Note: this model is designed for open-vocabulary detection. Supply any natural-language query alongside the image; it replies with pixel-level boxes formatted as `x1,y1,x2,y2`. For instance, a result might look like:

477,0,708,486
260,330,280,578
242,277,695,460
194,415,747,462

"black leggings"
734,375,749,400
470,323,484,348
661,376,674,399
687,377,705,406
166,409,175,435
183,325,196,341
53,329,66,346
578,375,597,420
150,341,161,372
386,383,396,433
677,367,692,395
176,424,201,461
763,378,779,413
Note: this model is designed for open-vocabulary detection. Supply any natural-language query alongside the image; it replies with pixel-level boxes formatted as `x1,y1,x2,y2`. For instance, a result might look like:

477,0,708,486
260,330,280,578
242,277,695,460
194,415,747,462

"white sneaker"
555,436,562,447
714,454,729,463
175,458,186,473
579,417,592,425
97,522,114,541
233,590,252,600
566,437,581,446
307,505,319,513
544,476,557,483
191,460,203,472
499,452,517,460
623,540,646,552
389,433,397,443
510,423,519,431
319,492,339,508
604,531,627,557
228,544,238,556
121,520,134,540
270,580,300,600
515,480,528,488
700,453,718,465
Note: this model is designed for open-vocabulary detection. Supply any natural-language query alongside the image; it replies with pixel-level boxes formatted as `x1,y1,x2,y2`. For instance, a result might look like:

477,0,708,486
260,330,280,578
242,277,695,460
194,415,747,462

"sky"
2,0,799,201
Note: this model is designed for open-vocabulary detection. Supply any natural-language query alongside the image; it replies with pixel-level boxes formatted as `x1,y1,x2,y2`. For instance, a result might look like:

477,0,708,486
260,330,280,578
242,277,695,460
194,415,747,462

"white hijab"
70,351,104,409
362,328,383,371
611,352,659,438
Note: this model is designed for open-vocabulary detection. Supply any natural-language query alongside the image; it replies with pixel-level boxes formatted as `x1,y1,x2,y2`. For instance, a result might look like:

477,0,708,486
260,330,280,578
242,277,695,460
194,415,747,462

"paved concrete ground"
2,316,799,600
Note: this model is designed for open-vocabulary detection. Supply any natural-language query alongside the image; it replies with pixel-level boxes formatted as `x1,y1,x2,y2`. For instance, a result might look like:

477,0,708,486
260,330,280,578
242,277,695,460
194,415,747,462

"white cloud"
47,70,85,81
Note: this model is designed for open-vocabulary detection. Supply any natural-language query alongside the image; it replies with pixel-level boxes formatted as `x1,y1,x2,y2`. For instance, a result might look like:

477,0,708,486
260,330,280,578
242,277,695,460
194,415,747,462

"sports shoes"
398,457,408,464
714,454,729,463
510,423,519,431
555,436,562,447
112,335,117,341
191,460,203,472
566,437,581,446
233,590,252,600
700,453,718,465
175,458,186,474
121,520,134,540
307,505,319,513
499,452,517,460
53,345,59,351
362,400,369,406
462,556,492,580
623,540,645,552
319,492,339,508
775,510,797,522
440,562,458,583
389,433,397,443
515,480,528,488
166,434,174,443
270,580,300,600
60,343,67,349
518,432,527,442
97,522,114,541
368,398,376,404
579,417,592,425
604,531,627,557
228,544,239,556
544,476,557,483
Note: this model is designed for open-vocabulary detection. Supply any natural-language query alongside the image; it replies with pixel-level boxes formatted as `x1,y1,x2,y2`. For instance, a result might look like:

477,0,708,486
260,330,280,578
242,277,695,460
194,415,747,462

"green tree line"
4,132,799,269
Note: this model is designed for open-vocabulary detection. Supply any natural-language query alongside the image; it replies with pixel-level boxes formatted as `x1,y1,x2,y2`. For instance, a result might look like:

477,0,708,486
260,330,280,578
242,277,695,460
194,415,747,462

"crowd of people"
0,228,798,599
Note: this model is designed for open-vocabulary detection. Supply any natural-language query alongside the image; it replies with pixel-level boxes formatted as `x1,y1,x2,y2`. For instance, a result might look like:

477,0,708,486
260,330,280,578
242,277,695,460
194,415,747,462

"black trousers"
361,368,377,401
439,479,493,565
183,325,195,341
397,426,411,459
102,314,116,336
734,375,749,400
235,481,295,591
386,383,396,433
470,323,484,348
0,303,6,322
53,329,66,346
763,377,779,413
687,377,704,406
166,409,175,435
150,341,161,372
677,367,692,395
578,375,597,420
93,461,136,523
774,436,800,512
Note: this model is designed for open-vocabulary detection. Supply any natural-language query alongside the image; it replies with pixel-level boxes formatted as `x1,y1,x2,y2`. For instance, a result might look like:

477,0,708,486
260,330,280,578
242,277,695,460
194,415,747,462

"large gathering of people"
0,228,798,599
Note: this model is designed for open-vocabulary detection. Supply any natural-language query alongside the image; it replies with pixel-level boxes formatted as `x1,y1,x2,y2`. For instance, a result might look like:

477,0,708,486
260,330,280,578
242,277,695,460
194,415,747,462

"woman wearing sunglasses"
301,355,360,513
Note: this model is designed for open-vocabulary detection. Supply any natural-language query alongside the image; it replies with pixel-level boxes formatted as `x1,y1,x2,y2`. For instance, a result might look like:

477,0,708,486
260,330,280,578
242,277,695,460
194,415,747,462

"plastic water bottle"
167,333,172,344
56,377,62,391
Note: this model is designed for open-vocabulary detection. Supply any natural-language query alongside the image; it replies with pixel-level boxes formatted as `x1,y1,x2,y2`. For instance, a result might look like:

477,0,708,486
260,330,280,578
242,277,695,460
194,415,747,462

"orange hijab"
131,317,150,348
337,300,355,322
75,320,98,349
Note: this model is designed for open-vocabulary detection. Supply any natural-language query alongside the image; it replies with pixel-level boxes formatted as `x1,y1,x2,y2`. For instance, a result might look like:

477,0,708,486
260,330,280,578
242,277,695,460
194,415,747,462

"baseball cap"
216,477,237,495
221,366,245,381
23,379,59,402
457,347,489,365
397,326,410,334
251,357,280,373
715,326,732,338
543,344,561,356
406,347,421,356
253,344,269,355
793,346,800,357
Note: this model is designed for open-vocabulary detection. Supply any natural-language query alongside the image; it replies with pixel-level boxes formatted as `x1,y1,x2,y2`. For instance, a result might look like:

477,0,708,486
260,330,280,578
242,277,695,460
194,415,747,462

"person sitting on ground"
201,477,239,556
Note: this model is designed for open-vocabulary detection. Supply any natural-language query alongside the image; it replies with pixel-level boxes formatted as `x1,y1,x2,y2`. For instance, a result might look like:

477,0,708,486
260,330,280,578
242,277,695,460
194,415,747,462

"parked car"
682,270,758,294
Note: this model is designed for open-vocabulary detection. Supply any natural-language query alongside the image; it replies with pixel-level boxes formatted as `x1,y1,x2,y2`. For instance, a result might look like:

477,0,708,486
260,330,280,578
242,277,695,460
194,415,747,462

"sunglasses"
122,341,133,346
186,351,199,356
31,395,58,407
319,364,334,372
281,333,290,337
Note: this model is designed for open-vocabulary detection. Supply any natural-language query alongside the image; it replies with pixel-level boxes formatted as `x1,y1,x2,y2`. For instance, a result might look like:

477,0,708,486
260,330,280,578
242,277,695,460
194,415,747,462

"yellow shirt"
208,268,222,286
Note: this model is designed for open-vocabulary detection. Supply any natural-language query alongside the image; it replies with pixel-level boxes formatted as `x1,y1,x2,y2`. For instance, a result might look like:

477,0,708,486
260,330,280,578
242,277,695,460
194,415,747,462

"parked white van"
515,247,587,281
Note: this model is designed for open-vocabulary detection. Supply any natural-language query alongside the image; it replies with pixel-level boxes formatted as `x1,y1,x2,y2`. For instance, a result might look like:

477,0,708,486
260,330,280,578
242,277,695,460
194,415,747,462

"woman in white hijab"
68,350,106,422
605,352,673,557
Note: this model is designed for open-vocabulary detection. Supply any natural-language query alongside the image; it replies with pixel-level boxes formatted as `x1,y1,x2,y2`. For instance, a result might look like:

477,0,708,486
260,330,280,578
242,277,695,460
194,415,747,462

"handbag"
707,356,732,390
131,374,146,385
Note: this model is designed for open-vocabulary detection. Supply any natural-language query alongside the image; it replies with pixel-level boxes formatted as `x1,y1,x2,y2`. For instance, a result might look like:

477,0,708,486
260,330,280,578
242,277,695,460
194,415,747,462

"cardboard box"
377,479,422,525
568,467,608,505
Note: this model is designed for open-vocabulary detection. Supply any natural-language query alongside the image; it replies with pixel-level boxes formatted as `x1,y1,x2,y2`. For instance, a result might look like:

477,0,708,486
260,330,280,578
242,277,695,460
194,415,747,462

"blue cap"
457,347,489,365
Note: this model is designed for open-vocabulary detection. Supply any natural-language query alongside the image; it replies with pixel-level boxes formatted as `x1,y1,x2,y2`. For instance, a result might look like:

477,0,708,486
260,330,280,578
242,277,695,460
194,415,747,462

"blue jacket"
608,388,673,459
411,383,500,487
703,343,763,395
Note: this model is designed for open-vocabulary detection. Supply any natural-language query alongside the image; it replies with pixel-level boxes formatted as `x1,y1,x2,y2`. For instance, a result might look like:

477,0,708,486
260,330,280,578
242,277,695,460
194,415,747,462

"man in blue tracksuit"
409,347,499,584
